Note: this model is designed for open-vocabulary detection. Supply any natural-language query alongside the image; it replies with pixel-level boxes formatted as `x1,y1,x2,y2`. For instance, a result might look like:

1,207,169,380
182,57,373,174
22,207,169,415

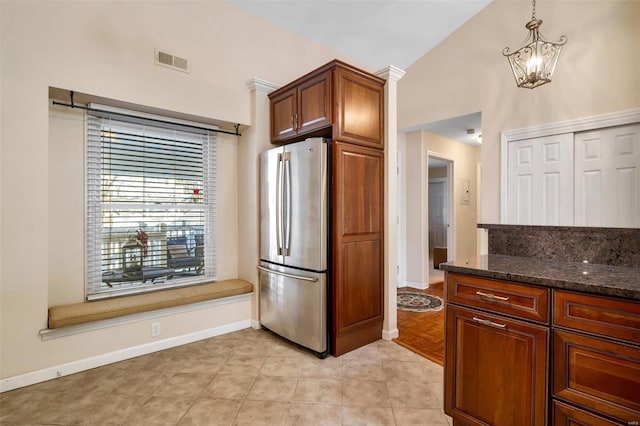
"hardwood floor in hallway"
394,282,445,366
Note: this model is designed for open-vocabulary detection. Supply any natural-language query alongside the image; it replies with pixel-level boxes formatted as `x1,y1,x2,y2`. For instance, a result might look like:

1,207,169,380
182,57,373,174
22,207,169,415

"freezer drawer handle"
257,265,318,282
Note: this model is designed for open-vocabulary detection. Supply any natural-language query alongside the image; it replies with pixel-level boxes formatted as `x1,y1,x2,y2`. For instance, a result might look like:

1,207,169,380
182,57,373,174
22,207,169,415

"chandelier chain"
532,0,536,20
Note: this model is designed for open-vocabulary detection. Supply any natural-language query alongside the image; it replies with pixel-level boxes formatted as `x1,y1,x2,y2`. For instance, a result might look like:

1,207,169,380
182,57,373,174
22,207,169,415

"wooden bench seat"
48,279,253,329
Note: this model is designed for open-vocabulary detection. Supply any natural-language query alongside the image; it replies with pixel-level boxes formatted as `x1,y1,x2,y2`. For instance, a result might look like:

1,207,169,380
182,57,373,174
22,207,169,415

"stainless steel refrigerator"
258,137,328,356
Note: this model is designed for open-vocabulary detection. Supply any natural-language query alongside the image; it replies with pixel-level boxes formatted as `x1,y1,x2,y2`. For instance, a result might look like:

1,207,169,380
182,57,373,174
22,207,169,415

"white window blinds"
86,109,216,299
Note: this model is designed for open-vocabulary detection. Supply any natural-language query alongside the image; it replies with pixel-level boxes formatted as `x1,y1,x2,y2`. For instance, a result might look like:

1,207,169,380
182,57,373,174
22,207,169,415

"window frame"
85,105,217,300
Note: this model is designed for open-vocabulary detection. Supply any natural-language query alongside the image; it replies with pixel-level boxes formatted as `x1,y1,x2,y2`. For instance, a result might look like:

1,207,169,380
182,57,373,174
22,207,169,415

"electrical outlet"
151,322,161,337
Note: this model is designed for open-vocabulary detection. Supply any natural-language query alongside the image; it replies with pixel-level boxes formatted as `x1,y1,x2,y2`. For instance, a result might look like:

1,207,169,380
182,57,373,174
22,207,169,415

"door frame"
426,152,455,283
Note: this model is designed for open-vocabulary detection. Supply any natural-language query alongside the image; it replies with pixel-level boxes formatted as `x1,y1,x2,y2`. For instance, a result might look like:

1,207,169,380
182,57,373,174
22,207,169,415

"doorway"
427,156,453,286
395,112,481,366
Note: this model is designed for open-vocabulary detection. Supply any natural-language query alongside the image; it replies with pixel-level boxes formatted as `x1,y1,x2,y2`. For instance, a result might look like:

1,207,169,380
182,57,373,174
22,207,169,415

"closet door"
574,124,640,227
507,134,574,225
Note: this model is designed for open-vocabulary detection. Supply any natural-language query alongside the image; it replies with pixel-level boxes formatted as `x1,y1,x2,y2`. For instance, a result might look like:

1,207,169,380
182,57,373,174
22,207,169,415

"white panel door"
574,124,640,227
429,180,447,248
507,134,574,225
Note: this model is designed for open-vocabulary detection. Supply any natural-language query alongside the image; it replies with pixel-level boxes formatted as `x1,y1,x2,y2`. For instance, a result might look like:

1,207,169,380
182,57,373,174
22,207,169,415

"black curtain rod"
51,100,242,137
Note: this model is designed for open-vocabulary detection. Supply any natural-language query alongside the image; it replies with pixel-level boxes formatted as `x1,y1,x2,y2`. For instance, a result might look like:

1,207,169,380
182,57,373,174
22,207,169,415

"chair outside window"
167,236,203,274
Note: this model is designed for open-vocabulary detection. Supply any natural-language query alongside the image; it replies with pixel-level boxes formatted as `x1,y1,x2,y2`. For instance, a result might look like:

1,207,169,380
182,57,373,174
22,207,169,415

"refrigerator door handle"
283,153,292,256
257,265,318,282
276,153,283,255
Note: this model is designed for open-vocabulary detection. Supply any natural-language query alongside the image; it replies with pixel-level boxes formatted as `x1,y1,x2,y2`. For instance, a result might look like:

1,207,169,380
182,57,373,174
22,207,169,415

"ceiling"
226,0,489,145
226,0,491,71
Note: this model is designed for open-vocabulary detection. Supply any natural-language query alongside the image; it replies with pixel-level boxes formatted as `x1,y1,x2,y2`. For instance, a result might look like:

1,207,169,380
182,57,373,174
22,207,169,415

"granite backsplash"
479,224,640,268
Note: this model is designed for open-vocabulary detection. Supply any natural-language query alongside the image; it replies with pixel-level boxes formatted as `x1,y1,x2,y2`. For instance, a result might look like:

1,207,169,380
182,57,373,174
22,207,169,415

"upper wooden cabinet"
269,60,385,148
270,71,331,143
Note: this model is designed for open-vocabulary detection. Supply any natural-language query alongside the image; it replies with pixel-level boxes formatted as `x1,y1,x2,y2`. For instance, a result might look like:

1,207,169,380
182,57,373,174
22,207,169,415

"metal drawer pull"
472,316,507,329
475,291,509,301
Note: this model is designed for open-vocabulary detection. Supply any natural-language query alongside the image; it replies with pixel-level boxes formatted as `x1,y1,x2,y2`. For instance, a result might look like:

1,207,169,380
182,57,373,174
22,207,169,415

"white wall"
402,131,480,287
1,0,351,381
399,0,640,224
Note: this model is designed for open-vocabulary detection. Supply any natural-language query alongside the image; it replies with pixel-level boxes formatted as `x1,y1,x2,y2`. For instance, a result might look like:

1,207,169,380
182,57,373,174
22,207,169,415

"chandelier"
503,0,567,89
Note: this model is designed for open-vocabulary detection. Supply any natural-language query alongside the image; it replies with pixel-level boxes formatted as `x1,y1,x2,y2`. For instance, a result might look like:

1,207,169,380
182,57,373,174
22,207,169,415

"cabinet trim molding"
374,65,406,82
247,78,280,94
500,108,640,223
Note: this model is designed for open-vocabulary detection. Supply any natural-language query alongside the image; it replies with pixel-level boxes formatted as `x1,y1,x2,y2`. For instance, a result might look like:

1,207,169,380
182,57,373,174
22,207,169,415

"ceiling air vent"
154,49,189,73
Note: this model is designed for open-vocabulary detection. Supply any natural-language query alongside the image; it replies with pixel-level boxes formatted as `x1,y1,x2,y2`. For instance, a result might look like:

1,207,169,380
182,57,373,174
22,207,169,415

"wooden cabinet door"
297,71,331,136
331,142,384,356
270,87,297,143
553,330,640,423
334,68,384,149
445,305,548,426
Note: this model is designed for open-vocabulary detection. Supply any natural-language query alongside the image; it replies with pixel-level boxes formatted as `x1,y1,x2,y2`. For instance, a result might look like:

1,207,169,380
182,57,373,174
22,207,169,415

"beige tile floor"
0,328,452,426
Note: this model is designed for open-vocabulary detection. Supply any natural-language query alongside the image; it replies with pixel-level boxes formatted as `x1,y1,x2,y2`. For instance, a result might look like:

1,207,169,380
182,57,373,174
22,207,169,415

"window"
86,107,216,299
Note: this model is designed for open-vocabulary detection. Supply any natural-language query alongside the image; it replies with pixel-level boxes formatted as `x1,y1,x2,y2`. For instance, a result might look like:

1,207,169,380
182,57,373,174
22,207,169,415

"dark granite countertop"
440,254,640,301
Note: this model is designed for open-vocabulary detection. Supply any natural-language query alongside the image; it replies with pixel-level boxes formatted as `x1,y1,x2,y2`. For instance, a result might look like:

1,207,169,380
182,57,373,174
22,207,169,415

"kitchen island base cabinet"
445,304,549,426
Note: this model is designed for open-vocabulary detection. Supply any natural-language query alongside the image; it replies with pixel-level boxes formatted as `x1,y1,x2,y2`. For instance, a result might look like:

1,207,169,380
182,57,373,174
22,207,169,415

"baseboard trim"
382,328,399,340
1,319,251,393
403,281,428,290
251,319,261,329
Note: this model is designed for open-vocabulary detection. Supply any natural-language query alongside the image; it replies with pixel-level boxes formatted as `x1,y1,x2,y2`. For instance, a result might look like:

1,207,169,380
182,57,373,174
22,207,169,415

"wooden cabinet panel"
554,290,640,342
553,401,621,426
446,273,549,323
297,71,331,135
331,142,384,356
338,148,383,235
335,68,384,148
445,304,548,426
340,240,382,327
553,329,640,423
270,87,297,143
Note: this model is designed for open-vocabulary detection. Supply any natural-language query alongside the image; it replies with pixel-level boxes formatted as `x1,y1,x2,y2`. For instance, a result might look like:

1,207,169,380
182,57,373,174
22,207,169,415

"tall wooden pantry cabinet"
268,60,385,356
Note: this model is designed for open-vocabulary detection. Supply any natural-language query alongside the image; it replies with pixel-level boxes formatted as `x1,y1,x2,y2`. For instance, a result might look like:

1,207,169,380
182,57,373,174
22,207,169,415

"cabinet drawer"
446,273,549,323
554,290,640,342
553,400,621,426
553,330,640,424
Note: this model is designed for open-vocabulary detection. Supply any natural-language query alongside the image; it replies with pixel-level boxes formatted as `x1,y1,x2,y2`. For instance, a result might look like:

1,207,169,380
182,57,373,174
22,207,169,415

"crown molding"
375,65,406,82
247,78,279,94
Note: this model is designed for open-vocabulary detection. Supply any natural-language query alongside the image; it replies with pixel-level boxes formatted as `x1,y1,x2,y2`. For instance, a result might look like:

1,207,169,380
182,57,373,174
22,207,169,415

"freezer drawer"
258,262,327,353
